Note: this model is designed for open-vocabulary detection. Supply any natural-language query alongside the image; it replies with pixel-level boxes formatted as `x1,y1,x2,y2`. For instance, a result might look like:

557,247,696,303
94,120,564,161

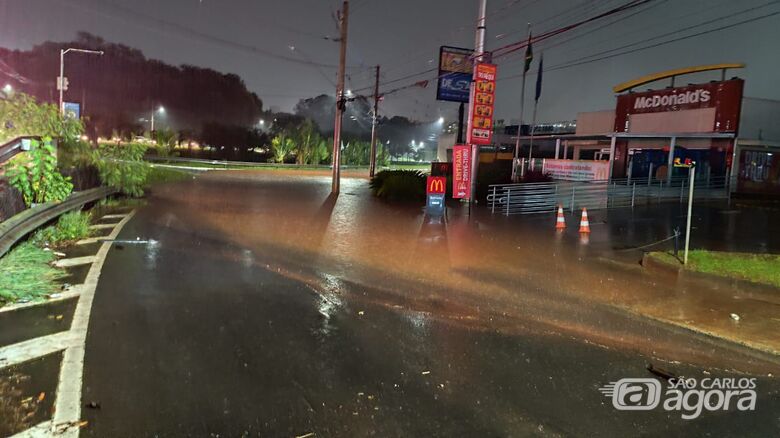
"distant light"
259,119,265,125
437,117,444,124
2,84,12,93
157,106,165,113
346,89,353,96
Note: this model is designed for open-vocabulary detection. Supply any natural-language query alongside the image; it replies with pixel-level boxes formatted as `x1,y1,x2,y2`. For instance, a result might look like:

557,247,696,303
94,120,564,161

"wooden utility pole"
331,0,349,194
369,65,380,178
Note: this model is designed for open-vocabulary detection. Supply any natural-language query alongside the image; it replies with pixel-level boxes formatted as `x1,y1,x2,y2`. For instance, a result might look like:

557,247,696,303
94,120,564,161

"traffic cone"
555,205,566,230
579,208,591,234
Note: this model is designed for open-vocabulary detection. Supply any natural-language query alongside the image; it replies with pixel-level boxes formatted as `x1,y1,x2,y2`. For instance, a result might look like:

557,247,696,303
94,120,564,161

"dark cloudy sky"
1,0,779,125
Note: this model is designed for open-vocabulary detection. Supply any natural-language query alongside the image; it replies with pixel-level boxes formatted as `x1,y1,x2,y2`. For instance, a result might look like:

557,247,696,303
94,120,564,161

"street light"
150,106,165,133
2,84,12,94
59,47,104,114
437,117,445,124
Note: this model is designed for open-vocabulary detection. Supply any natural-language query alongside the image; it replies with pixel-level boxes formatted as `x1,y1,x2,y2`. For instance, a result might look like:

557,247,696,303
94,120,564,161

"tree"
271,134,295,163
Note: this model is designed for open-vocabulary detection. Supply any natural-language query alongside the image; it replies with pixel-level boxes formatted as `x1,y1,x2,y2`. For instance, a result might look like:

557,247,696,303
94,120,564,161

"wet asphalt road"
81,172,780,437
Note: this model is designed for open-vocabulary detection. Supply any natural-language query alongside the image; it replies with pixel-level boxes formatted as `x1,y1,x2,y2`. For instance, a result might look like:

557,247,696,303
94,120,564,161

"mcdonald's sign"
427,176,447,195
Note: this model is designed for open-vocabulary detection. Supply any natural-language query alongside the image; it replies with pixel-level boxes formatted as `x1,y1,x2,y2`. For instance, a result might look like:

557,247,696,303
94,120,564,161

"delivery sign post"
452,145,471,199
426,176,447,218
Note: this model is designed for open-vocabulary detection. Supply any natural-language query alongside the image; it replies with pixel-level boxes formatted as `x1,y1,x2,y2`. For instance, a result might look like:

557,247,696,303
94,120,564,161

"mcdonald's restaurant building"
506,64,780,197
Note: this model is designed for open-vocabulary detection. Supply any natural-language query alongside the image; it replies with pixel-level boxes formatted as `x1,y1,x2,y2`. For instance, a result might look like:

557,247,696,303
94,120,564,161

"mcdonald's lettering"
427,176,447,195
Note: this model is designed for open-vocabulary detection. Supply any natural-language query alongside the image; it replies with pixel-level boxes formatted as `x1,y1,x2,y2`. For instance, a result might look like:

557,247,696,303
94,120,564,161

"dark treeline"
1,32,263,140
1,33,439,160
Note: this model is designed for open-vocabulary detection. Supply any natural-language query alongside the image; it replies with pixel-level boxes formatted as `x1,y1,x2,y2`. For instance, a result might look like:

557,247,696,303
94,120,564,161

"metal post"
505,189,510,216
369,64,380,178
59,49,65,114
469,0,488,207
648,162,654,185
631,183,636,207
570,186,576,213
684,164,696,265
554,138,561,159
457,102,465,144
666,136,677,184
513,24,531,163
680,177,685,203
331,0,349,194
150,110,155,133
491,186,496,213
607,135,617,182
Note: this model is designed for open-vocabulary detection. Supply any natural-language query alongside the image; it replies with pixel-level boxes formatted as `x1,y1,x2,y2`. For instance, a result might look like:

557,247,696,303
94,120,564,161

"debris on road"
730,313,741,321
85,401,101,410
646,364,677,381
421,370,431,375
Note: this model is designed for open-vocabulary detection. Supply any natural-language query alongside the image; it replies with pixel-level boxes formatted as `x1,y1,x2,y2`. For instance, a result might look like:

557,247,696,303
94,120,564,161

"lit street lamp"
150,106,165,133
59,47,104,114
2,84,12,94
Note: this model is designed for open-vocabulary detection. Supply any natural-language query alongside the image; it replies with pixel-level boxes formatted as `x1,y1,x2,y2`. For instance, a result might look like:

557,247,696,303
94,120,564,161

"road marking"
51,209,136,437
88,223,117,230
100,214,128,219
53,256,97,268
10,421,52,438
0,287,82,314
0,331,77,369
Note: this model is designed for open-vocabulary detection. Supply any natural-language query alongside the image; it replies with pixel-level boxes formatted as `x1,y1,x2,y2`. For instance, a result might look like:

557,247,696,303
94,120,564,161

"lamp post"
150,106,165,133
59,48,104,114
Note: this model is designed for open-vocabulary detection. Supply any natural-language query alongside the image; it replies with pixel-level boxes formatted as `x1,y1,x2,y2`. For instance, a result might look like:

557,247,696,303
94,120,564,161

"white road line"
53,256,97,268
10,421,53,438
88,223,117,230
0,287,82,314
0,331,78,369
51,209,136,437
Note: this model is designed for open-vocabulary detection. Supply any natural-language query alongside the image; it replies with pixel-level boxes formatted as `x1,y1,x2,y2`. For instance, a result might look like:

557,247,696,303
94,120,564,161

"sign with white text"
542,159,610,181
467,63,497,145
453,144,471,199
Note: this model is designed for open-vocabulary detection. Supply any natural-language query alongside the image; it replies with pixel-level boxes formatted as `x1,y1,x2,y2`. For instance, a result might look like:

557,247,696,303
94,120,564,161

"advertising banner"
467,63,497,145
436,46,473,103
453,145,471,199
542,159,610,181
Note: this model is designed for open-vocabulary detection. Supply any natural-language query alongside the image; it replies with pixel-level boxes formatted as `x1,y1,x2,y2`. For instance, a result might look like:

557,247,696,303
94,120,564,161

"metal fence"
488,175,730,215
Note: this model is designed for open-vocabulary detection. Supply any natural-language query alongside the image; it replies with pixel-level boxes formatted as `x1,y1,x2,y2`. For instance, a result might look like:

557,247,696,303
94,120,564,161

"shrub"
0,92,83,143
5,137,73,206
370,169,426,202
32,210,92,247
93,142,150,197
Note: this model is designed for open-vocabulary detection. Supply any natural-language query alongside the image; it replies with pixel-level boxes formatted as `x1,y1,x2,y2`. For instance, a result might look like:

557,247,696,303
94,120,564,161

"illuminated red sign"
426,176,446,195
467,63,497,145
453,144,471,199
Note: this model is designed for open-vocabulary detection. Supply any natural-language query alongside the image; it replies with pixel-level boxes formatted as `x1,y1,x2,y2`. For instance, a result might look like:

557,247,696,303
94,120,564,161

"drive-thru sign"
452,145,471,199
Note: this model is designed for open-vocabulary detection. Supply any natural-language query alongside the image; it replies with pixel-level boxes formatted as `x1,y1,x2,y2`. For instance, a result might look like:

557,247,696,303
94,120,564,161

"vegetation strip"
648,251,780,288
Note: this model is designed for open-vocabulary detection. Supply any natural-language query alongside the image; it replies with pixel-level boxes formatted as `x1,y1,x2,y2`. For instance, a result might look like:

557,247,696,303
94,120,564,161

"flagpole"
513,24,531,180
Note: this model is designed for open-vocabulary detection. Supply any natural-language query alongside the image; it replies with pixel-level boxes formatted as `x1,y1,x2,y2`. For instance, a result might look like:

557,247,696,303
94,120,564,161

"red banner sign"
452,145,471,199
467,63,497,145
426,176,446,195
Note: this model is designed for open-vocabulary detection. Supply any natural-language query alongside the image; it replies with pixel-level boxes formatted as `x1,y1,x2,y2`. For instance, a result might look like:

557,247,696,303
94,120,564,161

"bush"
370,169,426,202
32,211,92,247
5,137,73,206
93,142,150,197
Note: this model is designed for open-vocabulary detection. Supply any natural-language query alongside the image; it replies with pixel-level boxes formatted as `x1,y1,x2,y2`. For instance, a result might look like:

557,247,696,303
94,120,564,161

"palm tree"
271,134,295,163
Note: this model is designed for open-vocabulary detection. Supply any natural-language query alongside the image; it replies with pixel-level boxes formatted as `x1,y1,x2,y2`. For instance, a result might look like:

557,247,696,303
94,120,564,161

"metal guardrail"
0,136,39,164
488,176,730,216
0,186,117,258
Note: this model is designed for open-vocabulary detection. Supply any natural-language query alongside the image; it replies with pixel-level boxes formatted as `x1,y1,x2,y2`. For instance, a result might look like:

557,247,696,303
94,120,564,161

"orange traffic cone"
579,208,591,234
555,205,566,230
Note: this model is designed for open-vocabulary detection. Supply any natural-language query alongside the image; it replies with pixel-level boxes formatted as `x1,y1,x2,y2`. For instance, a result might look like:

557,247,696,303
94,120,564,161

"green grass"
649,250,780,288
31,211,92,247
145,165,196,186
0,242,66,305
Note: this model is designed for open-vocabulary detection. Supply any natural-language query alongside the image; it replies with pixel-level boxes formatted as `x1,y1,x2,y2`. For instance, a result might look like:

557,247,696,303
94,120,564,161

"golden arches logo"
427,177,446,194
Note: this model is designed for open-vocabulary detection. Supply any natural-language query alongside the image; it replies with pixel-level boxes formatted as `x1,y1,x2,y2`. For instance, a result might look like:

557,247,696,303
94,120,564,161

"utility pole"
369,65,380,178
468,0,488,205
331,0,349,194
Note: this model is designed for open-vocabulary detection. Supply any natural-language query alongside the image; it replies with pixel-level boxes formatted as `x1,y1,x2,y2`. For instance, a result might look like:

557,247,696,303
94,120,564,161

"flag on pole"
535,53,544,102
523,33,533,73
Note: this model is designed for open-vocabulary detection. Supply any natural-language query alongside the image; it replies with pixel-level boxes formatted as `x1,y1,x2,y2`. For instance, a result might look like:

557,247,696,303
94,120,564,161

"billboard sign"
614,79,744,133
453,144,471,199
63,102,81,120
467,63,497,145
436,46,473,103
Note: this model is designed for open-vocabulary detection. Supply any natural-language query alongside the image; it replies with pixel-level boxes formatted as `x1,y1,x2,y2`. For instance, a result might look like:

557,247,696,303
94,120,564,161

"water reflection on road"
148,171,780,373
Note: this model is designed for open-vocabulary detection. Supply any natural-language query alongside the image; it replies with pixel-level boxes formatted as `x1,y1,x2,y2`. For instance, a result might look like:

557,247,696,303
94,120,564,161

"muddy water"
146,171,780,374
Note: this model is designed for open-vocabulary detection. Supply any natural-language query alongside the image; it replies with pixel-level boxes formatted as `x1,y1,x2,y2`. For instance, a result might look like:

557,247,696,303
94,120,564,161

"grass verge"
146,165,196,186
31,211,92,247
648,250,780,288
0,242,66,305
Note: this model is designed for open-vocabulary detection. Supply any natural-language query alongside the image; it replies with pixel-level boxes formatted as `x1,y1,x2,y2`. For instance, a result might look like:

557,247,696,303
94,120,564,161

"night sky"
1,0,779,124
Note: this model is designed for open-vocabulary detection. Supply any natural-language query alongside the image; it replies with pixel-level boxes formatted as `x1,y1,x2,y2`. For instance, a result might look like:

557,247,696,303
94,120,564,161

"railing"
488,175,730,216
0,136,39,164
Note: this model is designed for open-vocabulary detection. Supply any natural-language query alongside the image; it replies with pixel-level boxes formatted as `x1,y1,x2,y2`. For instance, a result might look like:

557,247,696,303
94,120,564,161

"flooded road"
81,171,780,436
